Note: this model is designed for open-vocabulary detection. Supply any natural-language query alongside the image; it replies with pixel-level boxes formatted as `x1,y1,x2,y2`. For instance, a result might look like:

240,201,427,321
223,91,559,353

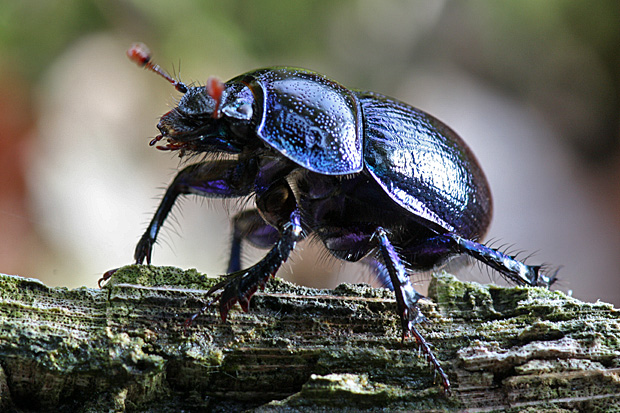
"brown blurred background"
0,1,619,305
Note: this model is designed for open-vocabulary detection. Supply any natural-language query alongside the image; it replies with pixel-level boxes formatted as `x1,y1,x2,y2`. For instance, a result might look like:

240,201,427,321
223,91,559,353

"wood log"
0,265,619,411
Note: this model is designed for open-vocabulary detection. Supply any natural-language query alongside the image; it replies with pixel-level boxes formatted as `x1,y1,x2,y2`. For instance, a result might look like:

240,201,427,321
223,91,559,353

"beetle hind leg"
401,233,556,288
447,234,556,287
373,227,450,392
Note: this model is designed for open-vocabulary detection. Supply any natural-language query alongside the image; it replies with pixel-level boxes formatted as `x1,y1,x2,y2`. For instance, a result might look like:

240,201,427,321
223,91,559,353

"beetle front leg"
135,159,257,264
374,227,450,392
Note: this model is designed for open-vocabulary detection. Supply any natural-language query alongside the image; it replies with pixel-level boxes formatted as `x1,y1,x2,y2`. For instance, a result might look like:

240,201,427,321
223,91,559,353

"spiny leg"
206,179,303,320
373,227,450,392
99,159,258,287
402,233,555,287
209,208,302,320
134,159,257,264
361,257,392,289
450,234,555,287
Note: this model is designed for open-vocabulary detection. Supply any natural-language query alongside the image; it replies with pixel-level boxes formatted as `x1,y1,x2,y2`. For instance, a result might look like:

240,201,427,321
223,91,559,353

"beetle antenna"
206,76,225,119
127,43,188,94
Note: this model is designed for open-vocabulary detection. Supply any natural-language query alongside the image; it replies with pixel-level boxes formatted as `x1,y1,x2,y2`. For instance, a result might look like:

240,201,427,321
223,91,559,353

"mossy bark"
0,265,619,412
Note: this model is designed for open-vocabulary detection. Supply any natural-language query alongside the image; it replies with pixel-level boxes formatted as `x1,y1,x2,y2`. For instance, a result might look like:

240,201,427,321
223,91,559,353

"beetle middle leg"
227,209,279,273
208,180,304,320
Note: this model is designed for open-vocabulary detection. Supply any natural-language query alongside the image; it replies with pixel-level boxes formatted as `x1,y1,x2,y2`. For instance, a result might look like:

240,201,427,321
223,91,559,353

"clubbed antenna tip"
127,42,188,94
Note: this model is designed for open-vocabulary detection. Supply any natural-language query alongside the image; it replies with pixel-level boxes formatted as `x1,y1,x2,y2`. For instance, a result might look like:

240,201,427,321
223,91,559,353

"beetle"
109,43,556,392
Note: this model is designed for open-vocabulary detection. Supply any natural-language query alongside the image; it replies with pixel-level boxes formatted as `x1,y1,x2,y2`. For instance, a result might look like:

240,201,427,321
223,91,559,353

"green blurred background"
1,0,619,305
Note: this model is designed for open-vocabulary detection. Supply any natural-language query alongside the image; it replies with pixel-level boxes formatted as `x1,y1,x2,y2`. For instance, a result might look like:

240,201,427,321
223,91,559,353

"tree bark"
0,265,619,412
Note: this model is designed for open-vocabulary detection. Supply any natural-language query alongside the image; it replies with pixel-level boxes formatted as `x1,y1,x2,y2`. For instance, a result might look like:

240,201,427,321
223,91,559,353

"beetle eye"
219,84,254,122
222,102,253,120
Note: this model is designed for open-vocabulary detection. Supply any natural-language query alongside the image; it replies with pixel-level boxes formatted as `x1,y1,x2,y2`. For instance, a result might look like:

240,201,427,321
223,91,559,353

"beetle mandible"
108,43,557,392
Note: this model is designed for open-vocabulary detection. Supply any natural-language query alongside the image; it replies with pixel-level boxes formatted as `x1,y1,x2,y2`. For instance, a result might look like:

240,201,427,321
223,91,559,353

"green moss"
265,372,454,410
103,264,216,290
2,268,620,410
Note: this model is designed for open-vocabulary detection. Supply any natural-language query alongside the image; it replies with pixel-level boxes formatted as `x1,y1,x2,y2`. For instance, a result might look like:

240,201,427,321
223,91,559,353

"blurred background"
0,0,619,305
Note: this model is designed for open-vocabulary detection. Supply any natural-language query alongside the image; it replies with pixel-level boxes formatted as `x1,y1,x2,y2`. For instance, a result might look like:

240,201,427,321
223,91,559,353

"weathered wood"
0,265,619,411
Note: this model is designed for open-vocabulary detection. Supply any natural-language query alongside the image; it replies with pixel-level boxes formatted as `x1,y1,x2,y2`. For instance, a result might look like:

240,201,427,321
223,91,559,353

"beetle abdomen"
359,91,492,239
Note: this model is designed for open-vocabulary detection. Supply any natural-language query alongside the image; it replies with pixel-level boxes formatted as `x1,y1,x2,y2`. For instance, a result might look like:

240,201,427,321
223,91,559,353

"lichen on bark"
0,265,619,411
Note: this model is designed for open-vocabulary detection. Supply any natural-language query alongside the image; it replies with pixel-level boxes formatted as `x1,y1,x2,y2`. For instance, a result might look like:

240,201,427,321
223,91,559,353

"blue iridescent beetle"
110,43,556,392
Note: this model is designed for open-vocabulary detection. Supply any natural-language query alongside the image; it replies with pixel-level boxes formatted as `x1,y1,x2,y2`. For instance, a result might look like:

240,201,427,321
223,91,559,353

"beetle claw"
98,268,119,287
134,233,155,265
203,211,301,322
205,268,270,322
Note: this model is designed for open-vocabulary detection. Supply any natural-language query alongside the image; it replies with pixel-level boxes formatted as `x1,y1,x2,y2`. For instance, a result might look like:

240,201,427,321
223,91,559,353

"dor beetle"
109,43,556,392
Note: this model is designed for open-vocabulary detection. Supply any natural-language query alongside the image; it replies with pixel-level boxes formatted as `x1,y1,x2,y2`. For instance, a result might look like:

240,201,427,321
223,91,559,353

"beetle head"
128,43,254,156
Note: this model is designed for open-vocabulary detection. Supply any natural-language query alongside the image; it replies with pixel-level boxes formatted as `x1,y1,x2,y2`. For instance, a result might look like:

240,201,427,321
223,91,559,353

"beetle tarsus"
135,232,155,264
207,210,302,321
410,324,451,395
